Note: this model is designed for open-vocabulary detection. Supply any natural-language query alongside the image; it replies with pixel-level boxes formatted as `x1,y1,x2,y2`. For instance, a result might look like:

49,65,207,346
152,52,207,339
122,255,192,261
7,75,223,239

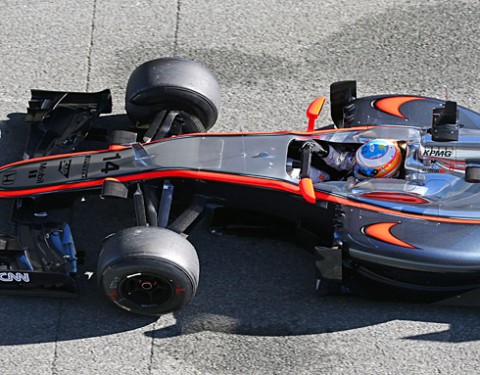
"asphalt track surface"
1,1,480,374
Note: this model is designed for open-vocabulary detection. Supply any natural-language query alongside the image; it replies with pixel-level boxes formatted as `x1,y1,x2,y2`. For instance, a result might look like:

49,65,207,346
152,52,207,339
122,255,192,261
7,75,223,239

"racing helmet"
354,139,402,179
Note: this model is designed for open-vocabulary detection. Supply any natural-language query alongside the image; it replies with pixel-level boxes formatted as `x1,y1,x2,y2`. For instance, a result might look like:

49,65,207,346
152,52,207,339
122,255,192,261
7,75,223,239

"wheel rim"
118,273,175,307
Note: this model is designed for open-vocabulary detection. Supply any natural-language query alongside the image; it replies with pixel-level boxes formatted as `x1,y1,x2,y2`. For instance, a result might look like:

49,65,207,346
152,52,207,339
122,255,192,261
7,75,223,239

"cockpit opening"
286,139,408,183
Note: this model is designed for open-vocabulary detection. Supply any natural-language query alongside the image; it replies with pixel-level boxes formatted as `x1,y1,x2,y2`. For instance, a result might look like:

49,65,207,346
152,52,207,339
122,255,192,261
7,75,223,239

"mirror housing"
431,101,458,142
306,97,326,131
299,177,316,204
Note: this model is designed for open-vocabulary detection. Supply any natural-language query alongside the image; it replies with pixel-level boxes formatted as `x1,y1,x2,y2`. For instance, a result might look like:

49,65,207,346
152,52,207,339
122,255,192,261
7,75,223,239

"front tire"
125,57,221,131
97,226,199,316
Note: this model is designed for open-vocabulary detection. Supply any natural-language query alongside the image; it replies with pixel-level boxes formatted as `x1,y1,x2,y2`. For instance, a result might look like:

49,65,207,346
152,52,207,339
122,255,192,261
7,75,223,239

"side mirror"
299,177,316,204
306,97,326,131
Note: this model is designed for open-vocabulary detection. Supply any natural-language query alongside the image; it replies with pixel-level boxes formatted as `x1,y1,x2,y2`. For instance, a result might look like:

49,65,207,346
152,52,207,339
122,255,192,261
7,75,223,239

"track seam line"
51,301,63,375
173,0,181,56
148,320,157,374
86,0,98,91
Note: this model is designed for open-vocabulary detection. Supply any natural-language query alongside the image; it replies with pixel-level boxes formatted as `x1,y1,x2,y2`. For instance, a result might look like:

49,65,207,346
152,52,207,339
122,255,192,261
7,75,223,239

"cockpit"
285,124,480,207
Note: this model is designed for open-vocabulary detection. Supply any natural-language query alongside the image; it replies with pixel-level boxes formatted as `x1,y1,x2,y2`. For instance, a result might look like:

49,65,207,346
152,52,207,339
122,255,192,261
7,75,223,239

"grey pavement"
1,1,480,374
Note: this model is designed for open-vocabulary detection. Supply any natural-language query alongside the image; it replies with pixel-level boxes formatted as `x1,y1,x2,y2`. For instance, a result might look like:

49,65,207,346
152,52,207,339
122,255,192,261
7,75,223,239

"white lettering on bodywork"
0,272,30,282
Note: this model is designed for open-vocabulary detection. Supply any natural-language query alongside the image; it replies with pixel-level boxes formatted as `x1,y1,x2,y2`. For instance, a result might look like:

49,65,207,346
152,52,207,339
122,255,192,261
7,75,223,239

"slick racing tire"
97,226,199,316
125,57,221,132
465,159,480,183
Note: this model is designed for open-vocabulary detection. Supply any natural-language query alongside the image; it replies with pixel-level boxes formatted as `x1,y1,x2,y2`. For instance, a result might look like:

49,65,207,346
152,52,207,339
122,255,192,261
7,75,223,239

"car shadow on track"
0,114,479,345
0,113,162,346
0,113,30,234
146,220,480,343
0,173,479,345
0,197,157,346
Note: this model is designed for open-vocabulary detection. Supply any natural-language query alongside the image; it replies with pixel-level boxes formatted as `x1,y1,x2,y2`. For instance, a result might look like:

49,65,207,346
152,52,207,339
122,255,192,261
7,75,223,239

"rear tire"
97,226,199,316
125,57,221,131
465,159,480,183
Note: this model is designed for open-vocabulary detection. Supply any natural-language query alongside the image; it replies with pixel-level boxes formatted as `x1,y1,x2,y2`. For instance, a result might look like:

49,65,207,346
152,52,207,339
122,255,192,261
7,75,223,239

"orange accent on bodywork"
362,222,415,248
185,126,372,137
306,97,326,131
315,191,480,224
3,126,480,224
1,168,480,224
0,127,374,171
374,96,426,119
299,177,316,204
108,145,127,151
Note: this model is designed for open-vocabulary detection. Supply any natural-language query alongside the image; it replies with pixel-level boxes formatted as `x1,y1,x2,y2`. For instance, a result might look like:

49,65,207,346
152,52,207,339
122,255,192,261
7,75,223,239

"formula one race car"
1,57,480,316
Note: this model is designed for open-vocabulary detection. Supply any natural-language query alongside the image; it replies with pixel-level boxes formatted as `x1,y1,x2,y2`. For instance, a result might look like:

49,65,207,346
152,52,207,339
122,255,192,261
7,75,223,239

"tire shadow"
146,219,480,343
1,113,479,345
0,196,157,346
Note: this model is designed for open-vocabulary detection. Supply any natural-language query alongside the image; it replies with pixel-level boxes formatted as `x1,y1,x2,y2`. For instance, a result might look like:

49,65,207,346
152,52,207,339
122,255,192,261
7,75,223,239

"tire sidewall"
125,57,221,130
97,227,199,316
100,258,196,316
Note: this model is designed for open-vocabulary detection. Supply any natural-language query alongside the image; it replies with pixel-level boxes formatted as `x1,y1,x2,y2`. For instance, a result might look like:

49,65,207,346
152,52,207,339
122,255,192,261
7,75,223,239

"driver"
353,139,402,180
290,139,403,183
315,139,402,181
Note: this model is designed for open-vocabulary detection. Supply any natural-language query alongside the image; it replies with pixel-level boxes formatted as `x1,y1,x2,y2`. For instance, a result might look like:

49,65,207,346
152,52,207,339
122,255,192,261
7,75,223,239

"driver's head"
354,139,402,179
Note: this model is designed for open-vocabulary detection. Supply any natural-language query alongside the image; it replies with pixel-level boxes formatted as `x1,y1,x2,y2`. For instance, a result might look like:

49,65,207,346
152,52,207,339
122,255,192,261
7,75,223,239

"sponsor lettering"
2,171,16,185
0,272,30,282
36,162,47,184
58,159,72,178
101,153,121,174
422,146,453,158
81,155,91,179
421,168,446,173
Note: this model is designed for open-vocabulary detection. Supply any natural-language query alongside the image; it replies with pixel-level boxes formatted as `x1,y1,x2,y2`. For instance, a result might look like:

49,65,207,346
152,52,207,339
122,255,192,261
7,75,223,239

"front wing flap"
0,222,78,297
25,89,112,158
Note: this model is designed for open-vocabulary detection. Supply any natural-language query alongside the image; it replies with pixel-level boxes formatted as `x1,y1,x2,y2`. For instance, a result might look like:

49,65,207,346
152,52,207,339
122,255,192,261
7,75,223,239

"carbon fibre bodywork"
2,80,480,305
